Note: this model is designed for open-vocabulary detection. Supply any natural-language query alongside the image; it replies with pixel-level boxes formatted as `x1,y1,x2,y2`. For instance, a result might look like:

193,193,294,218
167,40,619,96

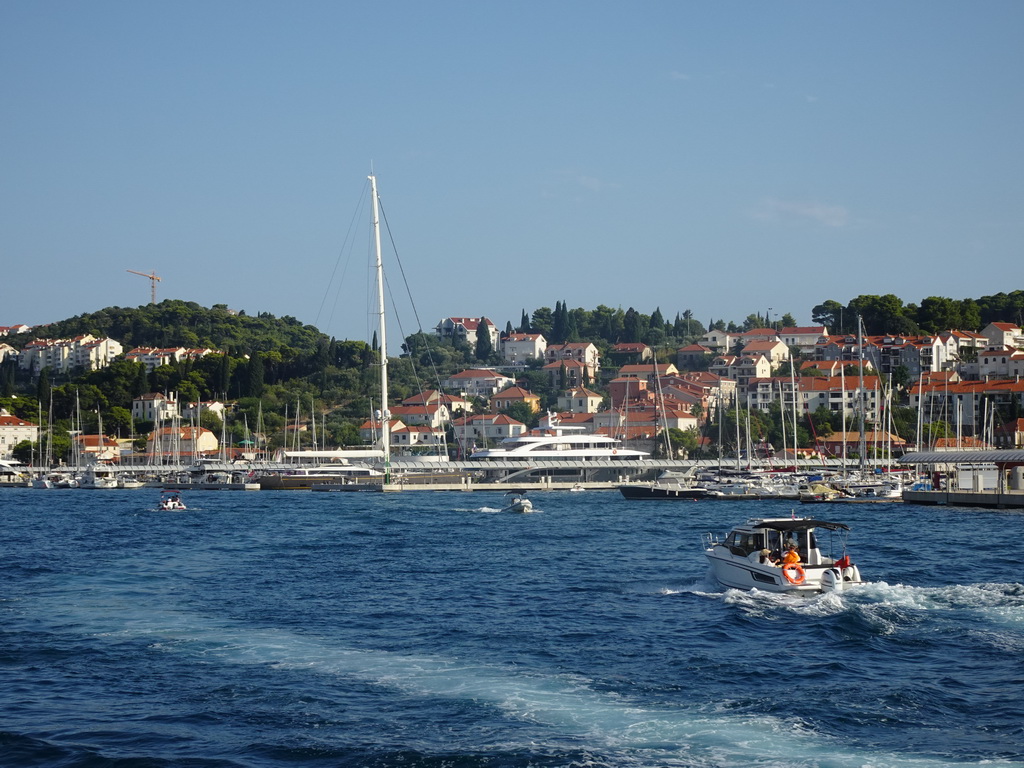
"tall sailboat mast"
369,174,391,482
857,316,867,473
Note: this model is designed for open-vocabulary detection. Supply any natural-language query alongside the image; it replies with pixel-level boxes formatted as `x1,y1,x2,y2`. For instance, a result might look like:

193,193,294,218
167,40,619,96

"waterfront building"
0,409,38,458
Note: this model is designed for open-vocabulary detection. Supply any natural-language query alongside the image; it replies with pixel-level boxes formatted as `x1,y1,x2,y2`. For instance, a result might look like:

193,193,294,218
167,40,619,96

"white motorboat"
702,516,864,593
79,462,119,489
501,491,533,513
31,474,54,489
117,474,145,489
159,491,187,511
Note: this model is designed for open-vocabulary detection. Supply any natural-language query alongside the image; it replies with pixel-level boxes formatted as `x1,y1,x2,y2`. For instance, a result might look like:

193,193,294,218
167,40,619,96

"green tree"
245,354,265,397
12,440,34,464
475,319,494,361
811,300,845,332
650,307,665,333
199,410,224,435
848,294,918,335
105,406,133,436
623,308,642,343
890,364,911,394
36,367,50,403
960,299,982,331
551,301,565,343
916,296,962,333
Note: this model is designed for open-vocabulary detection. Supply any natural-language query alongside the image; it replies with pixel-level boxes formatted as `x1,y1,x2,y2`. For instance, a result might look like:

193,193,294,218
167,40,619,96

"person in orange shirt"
782,542,801,565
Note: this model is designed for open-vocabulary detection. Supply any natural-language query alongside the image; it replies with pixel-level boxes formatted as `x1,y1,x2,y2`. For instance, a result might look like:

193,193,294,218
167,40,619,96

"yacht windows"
725,531,763,555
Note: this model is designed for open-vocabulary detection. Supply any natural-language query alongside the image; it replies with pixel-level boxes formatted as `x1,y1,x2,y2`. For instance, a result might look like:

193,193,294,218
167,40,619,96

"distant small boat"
158,491,187,511
501,491,533,513
117,474,145,489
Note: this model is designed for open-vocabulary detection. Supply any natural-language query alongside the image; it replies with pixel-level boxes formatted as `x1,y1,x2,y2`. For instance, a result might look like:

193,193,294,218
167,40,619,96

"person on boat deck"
782,543,801,565
758,548,778,566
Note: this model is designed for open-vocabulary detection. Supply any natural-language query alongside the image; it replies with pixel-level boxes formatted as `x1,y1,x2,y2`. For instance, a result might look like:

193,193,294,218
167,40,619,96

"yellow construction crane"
126,269,162,304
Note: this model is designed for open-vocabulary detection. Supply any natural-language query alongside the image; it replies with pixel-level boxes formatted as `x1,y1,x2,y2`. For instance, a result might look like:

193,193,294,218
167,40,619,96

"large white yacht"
469,424,650,461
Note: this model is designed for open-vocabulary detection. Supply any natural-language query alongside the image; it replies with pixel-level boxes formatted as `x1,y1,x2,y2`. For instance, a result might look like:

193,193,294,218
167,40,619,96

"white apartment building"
18,335,123,375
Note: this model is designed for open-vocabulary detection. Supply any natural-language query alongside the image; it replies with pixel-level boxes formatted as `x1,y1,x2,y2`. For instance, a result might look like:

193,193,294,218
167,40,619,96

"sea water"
1,488,1022,767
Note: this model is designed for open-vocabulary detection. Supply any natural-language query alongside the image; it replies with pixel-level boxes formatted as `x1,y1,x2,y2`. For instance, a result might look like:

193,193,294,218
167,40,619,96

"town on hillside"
2,308,1024,474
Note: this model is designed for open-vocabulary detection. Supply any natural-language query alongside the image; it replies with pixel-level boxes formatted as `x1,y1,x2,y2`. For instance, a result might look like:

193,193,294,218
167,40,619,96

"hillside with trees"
2,289,1021,464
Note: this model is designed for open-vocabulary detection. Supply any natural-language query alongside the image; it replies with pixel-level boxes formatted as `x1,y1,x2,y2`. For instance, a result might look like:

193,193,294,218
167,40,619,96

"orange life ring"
782,563,806,585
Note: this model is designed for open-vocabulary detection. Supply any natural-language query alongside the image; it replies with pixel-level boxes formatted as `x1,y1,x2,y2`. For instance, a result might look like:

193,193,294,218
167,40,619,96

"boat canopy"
752,519,850,532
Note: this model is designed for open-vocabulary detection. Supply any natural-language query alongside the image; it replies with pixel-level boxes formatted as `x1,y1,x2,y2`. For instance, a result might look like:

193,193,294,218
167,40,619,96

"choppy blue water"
2,488,1023,768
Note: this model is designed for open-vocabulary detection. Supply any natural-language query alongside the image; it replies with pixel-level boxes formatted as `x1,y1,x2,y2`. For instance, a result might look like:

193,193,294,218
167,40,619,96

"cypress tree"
552,301,565,343
475,318,494,361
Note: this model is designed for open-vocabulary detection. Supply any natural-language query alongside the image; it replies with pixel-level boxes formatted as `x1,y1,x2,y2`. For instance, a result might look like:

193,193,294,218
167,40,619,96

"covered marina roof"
899,450,1024,465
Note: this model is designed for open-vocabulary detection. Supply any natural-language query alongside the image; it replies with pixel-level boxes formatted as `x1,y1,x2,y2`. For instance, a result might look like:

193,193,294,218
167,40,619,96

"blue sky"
3,1,1022,351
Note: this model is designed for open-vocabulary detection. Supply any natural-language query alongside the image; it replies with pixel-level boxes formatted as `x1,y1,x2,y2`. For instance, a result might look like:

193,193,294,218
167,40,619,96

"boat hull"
619,484,709,500
704,548,863,594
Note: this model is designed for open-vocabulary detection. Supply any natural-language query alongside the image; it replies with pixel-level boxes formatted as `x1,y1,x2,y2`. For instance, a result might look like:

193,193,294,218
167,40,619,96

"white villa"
442,369,515,398
544,342,600,378
557,388,604,414
740,339,790,367
434,317,500,350
132,393,180,423
501,332,547,363
780,326,829,355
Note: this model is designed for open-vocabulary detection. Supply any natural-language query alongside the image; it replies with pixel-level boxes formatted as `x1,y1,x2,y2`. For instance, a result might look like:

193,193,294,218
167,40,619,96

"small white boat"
158,491,188,511
79,463,119,489
501,491,533,513
117,474,145,489
702,516,864,594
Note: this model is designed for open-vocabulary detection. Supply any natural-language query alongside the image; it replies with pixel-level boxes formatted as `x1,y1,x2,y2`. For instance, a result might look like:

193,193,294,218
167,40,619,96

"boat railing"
700,532,721,550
